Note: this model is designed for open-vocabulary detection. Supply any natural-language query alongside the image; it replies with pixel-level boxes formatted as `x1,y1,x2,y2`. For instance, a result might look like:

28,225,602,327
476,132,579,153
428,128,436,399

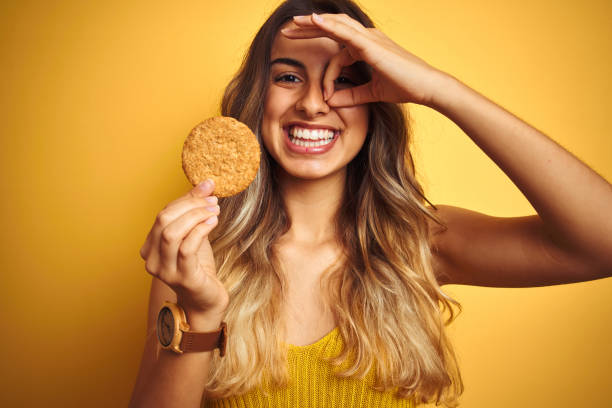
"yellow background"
1,0,610,406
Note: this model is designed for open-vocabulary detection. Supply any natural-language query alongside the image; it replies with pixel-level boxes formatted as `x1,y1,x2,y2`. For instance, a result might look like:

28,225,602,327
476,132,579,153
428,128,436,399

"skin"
261,26,369,182
130,12,612,408
282,13,612,287
261,24,374,342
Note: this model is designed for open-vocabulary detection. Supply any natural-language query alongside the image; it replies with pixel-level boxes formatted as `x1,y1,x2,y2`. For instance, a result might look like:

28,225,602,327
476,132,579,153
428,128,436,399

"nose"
295,81,330,117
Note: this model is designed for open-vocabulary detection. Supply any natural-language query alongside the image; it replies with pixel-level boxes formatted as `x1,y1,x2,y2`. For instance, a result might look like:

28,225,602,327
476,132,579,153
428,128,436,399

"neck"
276,168,346,246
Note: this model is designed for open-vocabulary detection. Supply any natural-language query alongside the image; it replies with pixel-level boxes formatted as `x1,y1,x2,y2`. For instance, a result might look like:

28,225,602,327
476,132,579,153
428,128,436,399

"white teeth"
289,126,335,140
288,126,337,148
289,135,334,147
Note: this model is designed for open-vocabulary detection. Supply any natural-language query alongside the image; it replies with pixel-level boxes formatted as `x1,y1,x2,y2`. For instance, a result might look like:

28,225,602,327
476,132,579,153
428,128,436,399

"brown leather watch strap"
180,322,227,356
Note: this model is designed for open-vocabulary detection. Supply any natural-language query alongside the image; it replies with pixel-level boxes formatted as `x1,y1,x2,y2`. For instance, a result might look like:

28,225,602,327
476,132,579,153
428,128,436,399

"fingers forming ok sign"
281,13,445,108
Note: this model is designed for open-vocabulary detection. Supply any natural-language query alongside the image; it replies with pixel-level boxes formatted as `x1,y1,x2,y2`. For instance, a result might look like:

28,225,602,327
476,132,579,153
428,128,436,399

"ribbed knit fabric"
203,327,415,407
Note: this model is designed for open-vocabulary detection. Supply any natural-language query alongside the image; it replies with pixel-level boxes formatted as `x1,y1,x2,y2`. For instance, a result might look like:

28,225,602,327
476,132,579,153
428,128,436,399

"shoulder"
425,204,536,244
425,204,494,244
425,204,480,285
425,204,541,286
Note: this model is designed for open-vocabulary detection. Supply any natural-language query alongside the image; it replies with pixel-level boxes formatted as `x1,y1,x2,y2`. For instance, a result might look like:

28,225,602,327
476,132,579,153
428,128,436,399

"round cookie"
182,116,260,197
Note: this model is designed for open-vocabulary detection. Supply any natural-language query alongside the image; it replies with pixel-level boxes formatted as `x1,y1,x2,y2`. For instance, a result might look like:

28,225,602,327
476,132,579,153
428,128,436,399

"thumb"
191,178,215,198
327,83,377,107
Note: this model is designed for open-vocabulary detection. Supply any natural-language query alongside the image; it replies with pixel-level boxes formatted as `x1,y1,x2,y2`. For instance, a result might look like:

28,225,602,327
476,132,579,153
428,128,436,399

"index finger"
282,13,369,53
164,179,216,210
292,13,368,33
321,46,357,102
140,179,217,259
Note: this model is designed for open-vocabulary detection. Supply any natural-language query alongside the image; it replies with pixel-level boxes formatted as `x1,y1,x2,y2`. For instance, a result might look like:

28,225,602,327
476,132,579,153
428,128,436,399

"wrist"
157,301,228,355
424,69,463,113
182,307,226,332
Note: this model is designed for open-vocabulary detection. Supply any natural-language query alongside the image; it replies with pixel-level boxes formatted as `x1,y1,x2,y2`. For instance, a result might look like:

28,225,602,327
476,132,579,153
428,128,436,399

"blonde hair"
204,0,463,406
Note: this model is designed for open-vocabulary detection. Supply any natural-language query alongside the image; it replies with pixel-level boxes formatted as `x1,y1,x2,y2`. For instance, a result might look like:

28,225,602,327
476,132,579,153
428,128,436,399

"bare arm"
130,180,228,407
429,206,611,287
427,75,612,287
129,278,224,407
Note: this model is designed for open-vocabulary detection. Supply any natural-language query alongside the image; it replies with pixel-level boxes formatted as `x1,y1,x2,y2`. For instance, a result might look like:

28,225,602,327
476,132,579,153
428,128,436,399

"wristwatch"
156,301,227,356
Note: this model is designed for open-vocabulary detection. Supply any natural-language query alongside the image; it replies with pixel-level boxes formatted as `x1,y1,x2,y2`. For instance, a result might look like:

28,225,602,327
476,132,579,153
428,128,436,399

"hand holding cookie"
140,116,259,315
140,179,229,316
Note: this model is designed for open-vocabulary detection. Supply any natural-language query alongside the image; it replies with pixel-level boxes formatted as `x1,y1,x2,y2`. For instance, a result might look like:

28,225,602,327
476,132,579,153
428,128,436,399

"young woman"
130,0,612,407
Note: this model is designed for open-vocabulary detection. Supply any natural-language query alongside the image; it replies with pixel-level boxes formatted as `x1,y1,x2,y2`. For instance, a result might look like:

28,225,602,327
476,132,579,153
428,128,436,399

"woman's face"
261,22,369,181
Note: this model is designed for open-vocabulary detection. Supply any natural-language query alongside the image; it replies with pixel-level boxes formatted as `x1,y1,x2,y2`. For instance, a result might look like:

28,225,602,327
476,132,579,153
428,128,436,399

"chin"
281,164,345,182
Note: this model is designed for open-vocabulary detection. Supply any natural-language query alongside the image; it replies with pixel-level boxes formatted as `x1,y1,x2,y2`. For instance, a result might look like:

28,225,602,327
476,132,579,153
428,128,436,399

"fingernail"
197,179,213,191
293,15,308,21
312,13,324,23
205,215,218,225
204,196,217,205
206,205,220,213
323,88,329,101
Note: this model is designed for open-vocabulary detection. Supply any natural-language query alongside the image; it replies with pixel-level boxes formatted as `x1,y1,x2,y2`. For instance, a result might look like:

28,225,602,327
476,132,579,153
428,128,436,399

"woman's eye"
275,74,301,83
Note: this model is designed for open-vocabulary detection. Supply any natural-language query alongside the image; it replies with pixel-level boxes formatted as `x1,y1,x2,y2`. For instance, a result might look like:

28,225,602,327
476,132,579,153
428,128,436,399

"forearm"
428,72,612,268
129,313,223,408
130,346,212,407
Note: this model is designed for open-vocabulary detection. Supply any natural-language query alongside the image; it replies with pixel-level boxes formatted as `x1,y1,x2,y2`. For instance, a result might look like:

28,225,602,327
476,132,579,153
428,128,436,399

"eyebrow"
270,58,305,70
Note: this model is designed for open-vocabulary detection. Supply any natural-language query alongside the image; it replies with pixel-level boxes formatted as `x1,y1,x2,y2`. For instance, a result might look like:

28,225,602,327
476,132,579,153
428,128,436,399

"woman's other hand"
282,13,447,107
139,179,229,320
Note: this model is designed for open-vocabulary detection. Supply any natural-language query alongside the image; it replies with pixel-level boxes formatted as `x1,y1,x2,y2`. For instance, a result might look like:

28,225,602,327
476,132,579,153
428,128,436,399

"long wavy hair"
205,0,463,406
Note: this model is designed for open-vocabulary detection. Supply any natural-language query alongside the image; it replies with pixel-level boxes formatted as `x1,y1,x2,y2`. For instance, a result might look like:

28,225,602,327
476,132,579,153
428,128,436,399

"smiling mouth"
287,125,338,147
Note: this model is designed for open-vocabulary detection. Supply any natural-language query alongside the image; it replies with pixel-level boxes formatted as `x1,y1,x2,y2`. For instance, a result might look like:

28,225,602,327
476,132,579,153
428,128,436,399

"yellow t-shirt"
203,327,415,407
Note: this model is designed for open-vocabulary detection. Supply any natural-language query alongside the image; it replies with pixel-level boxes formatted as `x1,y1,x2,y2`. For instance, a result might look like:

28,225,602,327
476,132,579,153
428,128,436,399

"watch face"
157,307,174,347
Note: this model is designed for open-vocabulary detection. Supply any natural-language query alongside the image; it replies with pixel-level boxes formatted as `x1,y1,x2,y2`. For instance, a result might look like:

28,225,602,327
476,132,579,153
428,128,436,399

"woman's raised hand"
139,179,229,318
282,13,447,108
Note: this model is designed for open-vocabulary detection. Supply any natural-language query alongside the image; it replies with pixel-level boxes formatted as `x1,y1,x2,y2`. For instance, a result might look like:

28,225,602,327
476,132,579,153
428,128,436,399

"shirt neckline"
285,327,339,349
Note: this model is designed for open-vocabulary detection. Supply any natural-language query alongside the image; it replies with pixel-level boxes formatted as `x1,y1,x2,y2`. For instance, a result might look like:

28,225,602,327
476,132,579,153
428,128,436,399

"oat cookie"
182,116,260,197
